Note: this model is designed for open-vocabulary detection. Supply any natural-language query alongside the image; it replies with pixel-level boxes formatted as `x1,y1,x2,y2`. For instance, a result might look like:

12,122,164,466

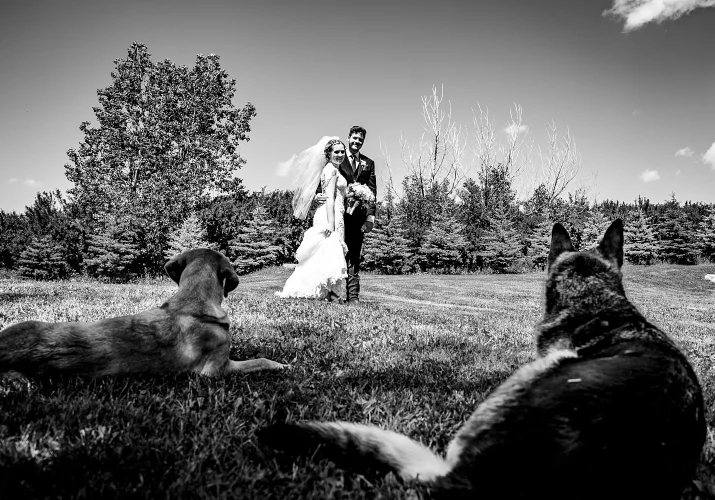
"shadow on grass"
337,361,513,395
0,292,40,302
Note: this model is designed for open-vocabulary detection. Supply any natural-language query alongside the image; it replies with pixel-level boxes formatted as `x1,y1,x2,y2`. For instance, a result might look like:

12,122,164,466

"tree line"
2,183,713,281
1,44,713,281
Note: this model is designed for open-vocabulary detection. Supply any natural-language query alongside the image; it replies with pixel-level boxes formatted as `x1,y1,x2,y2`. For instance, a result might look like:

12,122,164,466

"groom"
316,126,377,303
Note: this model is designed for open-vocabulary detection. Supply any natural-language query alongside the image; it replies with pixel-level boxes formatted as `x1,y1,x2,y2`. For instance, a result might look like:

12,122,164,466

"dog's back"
0,308,182,376
433,341,704,499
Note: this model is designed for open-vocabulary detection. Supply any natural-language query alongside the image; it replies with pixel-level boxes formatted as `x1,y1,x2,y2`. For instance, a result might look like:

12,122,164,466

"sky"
1,0,714,214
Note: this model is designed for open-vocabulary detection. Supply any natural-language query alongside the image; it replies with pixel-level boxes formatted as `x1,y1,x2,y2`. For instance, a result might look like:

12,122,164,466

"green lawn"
1,264,714,499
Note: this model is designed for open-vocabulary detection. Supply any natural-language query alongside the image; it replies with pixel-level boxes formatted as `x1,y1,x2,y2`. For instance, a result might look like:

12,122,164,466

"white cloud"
640,169,661,182
703,142,715,170
604,0,715,32
675,146,694,157
7,178,40,186
504,124,528,136
675,169,682,176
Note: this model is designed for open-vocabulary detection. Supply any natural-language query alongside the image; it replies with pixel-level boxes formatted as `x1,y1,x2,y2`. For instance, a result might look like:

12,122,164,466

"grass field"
1,264,714,499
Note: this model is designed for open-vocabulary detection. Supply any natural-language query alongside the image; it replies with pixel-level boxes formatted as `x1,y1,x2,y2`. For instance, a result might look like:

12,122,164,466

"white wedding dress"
275,165,348,299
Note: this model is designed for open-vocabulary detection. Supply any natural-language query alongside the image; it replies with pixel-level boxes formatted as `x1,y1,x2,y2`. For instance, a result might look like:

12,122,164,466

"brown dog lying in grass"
0,248,288,377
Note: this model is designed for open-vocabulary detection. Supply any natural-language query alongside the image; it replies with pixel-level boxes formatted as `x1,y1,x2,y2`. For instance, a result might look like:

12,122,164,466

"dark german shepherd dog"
258,220,705,500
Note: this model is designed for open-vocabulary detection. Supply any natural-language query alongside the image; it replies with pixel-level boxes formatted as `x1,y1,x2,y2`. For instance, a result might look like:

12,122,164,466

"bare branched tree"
379,137,400,202
472,103,583,213
400,85,467,196
473,103,534,181
472,102,534,204
573,169,600,207
537,120,582,205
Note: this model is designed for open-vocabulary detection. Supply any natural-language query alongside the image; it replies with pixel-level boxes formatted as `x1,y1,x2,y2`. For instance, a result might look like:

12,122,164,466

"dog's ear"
164,252,188,286
597,219,624,269
547,223,575,271
218,257,240,298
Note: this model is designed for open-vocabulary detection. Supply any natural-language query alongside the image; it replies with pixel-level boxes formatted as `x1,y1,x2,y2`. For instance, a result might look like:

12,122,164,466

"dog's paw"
257,358,291,371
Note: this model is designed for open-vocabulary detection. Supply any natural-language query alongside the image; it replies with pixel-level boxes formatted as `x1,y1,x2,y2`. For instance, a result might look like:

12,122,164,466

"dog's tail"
257,421,451,482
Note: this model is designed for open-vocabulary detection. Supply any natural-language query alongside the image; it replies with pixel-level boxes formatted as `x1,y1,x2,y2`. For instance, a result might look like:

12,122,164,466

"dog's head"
547,219,623,274
543,219,625,319
164,248,240,298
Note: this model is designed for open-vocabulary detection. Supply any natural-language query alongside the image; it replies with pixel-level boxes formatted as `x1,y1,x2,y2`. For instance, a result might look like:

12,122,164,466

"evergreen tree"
653,195,697,265
458,178,486,271
599,199,633,224
479,164,517,219
475,201,523,273
580,209,611,250
261,189,311,265
199,180,252,256
230,205,281,275
82,214,140,281
164,212,215,259
462,164,520,270
22,191,83,272
17,235,69,280
398,175,451,250
624,209,658,265
0,211,29,269
696,205,715,262
545,191,590,249
363,210,414,274
526,218,554,271
418,207,468,273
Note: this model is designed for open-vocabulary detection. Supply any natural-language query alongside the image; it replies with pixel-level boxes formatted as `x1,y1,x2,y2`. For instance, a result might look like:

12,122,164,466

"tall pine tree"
82,214,139,281
363,206,415,274
696,205,715,262
526,219,554,271
418,208,468,273
475,200,523,273
0,211,29,269
580,209,611,250
624,209,658,265
164,213,215,259
17,235,69,280
653,195,697,265
230,205,281,275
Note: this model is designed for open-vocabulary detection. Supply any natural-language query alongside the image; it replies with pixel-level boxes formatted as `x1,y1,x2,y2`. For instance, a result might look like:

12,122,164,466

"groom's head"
348,126,366,154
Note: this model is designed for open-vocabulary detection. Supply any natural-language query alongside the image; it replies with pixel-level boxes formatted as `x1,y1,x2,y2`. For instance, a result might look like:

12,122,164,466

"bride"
275,136,348,301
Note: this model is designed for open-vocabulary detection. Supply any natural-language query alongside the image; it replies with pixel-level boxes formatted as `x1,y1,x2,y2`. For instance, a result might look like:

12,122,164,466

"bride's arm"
324,168,337,232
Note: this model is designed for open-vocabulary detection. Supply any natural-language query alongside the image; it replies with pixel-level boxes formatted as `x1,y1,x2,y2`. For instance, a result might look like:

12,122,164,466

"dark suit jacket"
339,153,377,220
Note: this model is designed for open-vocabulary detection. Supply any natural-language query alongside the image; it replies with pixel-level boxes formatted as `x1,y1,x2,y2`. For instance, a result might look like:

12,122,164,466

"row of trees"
1,45,713,281
3,181,714,280
0,185,303,280
361,184,714,274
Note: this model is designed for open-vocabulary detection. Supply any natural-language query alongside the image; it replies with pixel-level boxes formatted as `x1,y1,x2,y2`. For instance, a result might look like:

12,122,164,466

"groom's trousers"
344,213,365,301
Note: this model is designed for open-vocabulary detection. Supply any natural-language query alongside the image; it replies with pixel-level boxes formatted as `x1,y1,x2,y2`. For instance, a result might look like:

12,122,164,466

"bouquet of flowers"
346,183,375,215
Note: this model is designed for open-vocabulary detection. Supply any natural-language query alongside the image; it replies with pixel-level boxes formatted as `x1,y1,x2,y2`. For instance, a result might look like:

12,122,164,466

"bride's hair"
323,139,345,161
